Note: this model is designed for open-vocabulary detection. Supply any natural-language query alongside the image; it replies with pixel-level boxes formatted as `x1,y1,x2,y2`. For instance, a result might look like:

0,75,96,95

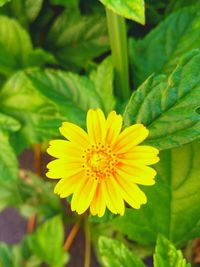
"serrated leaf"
123,50,200,150
26,68,103,126
113,141,200,246
130,7,200,85
99,236,146,267
90,57,115,114
29,216,68,267
99,0,145,24
46,10,109,69
154,235,191,267
0,15,32,75
0,71,64,151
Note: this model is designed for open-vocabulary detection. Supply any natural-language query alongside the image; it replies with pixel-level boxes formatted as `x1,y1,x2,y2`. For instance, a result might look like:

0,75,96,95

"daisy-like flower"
46,109,159,217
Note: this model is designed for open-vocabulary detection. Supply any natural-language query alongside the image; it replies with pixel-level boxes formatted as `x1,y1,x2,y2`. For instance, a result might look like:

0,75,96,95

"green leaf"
113,141,200,246
29,216,68,267
18,171,62,219
0,132,18,181
0,71,64,151
27,68,103,126
0,240,42,267
99,0,145,24
0,0,10,7
0,112,20,133
99,236,146,267
123,50,200,150
25,0,43,22
0,15,32,74
154,235,191,267
25,48,57,67
130,7,200,85
90,57,115,114
46,10,109,69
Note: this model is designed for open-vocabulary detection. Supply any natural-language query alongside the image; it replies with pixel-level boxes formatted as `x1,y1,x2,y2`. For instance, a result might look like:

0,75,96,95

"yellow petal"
59,122,89,148
90,183,106,217
107,176,125,216
119,146,159,165
114,173,147,208
117,168,155,186
105,111,122,145
114,124,149,153
119,162,157,180
54,171,84,197
86,109,106,145
46,160,83,179
71,178,98,214
47,140,83,159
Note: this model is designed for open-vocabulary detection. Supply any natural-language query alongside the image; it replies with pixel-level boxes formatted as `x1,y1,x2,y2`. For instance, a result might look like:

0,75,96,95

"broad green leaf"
99,0,145,24
0,15,32,74
46,10,109,69
27,68,103,126
90,57,115,114
154,235,191,267
99,236,146,267
0,0,10,7
0,71,64,151
29,216,68,267
0,132,18,181
124,50,200,150
130,7,200,85
113,141,200,246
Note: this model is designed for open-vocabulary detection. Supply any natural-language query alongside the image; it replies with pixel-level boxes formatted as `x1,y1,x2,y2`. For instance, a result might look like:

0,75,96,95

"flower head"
46,109,159,217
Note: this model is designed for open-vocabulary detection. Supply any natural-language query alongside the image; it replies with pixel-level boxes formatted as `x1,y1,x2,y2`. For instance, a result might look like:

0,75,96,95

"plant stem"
84,219,91,267
106,7,130,101
63,219,81,251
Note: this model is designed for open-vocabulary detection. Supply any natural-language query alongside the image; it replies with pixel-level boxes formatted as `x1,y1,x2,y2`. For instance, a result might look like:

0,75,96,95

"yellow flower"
46,109,159,217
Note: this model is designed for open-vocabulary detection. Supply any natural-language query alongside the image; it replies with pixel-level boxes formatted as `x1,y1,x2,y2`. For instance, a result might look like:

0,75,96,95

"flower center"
82,143,117,181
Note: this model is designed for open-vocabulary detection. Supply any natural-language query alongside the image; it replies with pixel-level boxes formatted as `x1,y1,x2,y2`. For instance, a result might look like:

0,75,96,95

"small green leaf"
90,57,115,114
99,0,145,24
99,236,146,267
154,235,191,267
29,216,68,267
130,7,200,85
124,50,200,150
46,11,109,69
113,141,200,246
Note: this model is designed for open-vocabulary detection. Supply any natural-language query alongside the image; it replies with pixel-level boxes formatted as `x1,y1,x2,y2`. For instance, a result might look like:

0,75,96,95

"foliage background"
0,0,199,266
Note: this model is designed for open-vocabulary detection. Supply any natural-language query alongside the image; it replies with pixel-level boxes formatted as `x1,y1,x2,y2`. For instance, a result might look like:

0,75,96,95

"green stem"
106,7,130,101
84,219,91,267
